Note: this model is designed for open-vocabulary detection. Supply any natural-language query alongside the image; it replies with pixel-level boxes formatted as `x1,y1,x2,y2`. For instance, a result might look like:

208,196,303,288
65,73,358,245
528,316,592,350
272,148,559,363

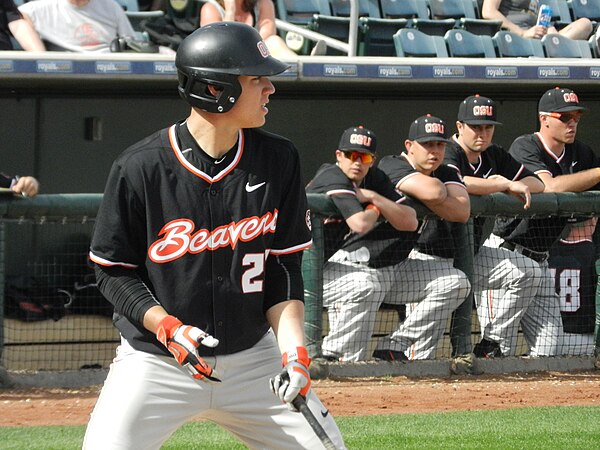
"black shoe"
473,338,503,358
373,349,408,362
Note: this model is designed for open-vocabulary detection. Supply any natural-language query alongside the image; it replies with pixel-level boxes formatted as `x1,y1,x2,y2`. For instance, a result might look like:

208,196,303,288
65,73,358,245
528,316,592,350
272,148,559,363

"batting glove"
270,346,311,410
156,315,221,382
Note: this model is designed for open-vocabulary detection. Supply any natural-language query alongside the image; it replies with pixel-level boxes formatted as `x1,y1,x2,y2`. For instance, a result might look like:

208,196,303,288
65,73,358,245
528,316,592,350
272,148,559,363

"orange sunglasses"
541,111,583,123
342,151,375,164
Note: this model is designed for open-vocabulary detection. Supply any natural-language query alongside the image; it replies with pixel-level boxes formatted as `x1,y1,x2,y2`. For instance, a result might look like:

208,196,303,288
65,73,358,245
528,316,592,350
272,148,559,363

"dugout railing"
1,192,600,375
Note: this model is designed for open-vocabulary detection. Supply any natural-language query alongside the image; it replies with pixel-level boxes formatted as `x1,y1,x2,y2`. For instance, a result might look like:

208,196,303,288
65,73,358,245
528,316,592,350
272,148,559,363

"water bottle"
537,4,553,28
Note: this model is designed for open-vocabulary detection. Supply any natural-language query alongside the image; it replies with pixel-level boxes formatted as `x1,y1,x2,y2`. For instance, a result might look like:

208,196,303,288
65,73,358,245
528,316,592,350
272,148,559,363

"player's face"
457,122,494,155
404,140,446,175
335,149,374,183
230,75,276,128
539,111,583,145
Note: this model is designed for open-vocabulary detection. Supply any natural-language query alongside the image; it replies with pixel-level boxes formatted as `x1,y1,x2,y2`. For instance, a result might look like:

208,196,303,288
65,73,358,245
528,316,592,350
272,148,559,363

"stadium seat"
394,28,449,57
309,14,353,55
276,0,332,26
359,17,410,56
410,18,457,37
379,0,430,19
541,34,592,58
427,0,477,19
568,0,600,22
114,0,164,31
425,0,502,37
445,29,497,57
493,31,545,57
329,0,381,18
458,17,502,36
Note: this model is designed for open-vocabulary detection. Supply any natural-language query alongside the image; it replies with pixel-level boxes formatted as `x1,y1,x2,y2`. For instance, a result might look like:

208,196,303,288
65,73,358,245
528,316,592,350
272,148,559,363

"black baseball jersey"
494,133,600,252
444,137,537,250
306,163,417,268
548,239,596,334
90,121,312,356
378,153,467,259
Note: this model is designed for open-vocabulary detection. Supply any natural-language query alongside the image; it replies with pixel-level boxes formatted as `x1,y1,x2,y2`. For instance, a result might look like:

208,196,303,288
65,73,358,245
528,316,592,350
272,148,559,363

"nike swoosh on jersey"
246,181,266,192
483,168,493,178
571,161,578,167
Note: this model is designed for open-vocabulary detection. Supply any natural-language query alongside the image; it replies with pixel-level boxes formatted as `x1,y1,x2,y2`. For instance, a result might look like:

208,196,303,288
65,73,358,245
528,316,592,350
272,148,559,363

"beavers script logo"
148,210,278,263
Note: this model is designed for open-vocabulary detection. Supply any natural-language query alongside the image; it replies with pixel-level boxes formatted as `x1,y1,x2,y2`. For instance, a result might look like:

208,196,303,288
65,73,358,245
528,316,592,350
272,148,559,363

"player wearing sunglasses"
490,87,600,357
305,126,419,362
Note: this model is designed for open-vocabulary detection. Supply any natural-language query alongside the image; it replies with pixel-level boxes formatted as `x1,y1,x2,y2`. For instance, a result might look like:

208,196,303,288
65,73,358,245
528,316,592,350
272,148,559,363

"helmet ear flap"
177,71,242,113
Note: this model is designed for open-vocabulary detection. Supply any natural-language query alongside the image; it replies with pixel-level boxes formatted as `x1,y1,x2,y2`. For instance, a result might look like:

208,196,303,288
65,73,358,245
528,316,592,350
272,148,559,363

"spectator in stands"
19,0,136,52
0,0,45,51
489,87,600,356
0,172,39,197
482,0,592,40
305,126,419,362
199,0,305,58
375,115,472,361
444,94,546,358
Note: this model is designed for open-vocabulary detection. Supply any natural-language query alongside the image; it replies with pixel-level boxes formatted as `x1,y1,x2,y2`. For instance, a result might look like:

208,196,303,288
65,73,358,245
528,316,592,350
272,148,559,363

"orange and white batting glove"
270,346,311,410
156,315,220,382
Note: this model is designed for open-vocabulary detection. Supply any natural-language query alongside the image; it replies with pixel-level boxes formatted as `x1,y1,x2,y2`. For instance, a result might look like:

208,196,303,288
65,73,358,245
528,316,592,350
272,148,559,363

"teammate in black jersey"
445,94,546,358
492,87,600,356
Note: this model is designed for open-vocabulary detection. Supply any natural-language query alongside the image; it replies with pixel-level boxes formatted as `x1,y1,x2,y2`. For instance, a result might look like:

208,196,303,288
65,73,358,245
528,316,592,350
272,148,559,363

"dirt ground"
1,370,599,427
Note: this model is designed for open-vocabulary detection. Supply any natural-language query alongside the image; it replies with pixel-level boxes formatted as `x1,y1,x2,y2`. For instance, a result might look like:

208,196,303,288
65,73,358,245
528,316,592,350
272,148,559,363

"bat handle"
292,395,338,450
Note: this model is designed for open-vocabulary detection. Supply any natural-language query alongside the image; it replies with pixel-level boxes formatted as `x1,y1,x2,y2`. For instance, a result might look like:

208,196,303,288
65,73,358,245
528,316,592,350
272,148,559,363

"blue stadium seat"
410,18,457,37
542,34,592,58
458,17,502,36
359,17,410,56
493,31,545,57
568,0,600,22
427,0,477,19
394,28,449,57
276,0,332,25
329,0,381,18
445,28,497,57
379,0,429,19
309,14,353,55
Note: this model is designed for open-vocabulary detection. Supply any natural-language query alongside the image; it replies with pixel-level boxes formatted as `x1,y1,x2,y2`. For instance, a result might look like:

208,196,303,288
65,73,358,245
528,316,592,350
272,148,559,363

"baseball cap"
408,114,451,143
538,87,587,113
338,126,377,154
458,95,502,125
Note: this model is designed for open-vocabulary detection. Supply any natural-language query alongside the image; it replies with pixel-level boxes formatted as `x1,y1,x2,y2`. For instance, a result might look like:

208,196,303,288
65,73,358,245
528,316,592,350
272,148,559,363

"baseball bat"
292,395,338,450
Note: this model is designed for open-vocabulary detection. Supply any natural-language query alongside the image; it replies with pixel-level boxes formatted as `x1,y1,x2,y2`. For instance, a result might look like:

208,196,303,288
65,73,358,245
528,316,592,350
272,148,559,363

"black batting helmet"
175,22,290,113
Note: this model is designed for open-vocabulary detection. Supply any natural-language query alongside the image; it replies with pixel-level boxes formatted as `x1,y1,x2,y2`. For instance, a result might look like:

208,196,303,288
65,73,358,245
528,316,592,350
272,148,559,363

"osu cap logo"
425,123,444,134
473,105,493,117
563,92,579,103
257,41,270,58
349,133,372,148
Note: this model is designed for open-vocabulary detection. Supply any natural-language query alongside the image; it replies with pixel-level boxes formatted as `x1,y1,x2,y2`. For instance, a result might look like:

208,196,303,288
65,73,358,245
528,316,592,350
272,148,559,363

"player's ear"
404,139,412,152
456,121,463,134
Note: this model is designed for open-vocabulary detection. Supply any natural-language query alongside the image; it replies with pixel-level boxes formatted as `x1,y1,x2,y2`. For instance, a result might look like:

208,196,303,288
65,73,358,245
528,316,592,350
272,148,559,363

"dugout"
1,53,600,194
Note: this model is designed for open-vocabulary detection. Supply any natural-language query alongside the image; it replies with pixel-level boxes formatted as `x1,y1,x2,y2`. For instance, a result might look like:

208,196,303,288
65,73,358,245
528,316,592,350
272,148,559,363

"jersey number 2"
242,253,265,293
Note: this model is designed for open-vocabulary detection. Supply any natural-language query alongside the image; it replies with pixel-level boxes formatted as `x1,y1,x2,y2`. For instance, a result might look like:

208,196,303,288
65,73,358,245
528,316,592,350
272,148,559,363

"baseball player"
305,126,419,362
82,23,345,450
0,172,39,197
444,94,545,357
376,115,471,360
490,87,600,356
